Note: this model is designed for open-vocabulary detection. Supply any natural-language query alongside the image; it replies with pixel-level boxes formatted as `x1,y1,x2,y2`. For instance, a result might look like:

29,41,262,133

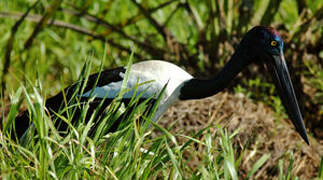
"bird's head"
238,26,284,59
238,26,309,144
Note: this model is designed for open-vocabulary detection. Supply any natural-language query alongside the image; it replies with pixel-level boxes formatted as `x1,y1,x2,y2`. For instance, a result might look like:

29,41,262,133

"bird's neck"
179,50,249,100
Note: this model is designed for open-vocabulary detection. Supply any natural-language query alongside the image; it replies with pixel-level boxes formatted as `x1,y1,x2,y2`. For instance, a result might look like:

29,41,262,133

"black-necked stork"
13,26,309,144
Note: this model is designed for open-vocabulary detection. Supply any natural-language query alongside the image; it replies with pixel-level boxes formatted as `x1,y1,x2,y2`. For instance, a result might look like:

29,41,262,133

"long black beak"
266,52,309,145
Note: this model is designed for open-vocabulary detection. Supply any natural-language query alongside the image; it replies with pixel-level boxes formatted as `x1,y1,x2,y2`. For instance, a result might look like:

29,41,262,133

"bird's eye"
270,41,277,47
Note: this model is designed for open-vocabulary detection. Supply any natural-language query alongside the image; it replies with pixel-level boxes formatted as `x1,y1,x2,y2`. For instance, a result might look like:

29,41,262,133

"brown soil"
159,92,323,179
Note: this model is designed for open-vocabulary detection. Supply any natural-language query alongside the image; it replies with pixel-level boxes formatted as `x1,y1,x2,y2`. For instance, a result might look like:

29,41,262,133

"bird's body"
81,60,193,121
11,26,309,144
14,60,193,138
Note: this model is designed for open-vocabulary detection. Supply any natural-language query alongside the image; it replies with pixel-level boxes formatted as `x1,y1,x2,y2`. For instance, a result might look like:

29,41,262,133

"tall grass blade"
244,153,270,180
318,156,323,178
164,137,183,179
286,152,294,180
2,87,23,135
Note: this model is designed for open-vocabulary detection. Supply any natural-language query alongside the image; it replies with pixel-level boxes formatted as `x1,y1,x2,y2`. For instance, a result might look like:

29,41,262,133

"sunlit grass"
0,94,271,179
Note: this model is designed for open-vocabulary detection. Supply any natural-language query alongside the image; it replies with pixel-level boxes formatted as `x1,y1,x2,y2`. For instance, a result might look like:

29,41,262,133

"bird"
11,26,309,144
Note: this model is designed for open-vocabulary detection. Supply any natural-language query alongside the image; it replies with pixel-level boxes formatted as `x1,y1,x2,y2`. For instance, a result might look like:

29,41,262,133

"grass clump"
2,86,320,179
0,96,269,179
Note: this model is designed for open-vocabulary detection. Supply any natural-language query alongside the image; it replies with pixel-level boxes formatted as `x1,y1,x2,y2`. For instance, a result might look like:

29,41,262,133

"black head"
238,26,284,59
239,26,309,144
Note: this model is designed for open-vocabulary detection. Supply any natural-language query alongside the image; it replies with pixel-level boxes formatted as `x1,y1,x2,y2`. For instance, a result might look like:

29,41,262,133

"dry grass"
159,92,323,179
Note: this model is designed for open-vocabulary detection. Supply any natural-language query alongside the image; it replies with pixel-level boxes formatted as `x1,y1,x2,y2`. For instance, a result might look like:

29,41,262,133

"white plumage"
82,60,193,121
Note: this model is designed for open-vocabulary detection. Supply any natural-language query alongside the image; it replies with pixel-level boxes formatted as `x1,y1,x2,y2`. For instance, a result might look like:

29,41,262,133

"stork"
12,26,309,144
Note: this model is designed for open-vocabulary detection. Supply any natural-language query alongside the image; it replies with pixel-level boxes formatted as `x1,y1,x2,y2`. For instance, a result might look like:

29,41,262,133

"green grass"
0,0,322,179
0,102,270,179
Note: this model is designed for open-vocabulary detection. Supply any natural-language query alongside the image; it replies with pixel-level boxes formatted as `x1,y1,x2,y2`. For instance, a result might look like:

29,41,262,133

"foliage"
0,0,322,178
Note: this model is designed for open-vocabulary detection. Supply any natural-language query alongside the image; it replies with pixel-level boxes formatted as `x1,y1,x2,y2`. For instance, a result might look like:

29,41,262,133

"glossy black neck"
179,50,250,100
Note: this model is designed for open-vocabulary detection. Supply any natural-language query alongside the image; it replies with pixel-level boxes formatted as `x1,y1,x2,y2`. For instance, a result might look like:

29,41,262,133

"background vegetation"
0,0,322,179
